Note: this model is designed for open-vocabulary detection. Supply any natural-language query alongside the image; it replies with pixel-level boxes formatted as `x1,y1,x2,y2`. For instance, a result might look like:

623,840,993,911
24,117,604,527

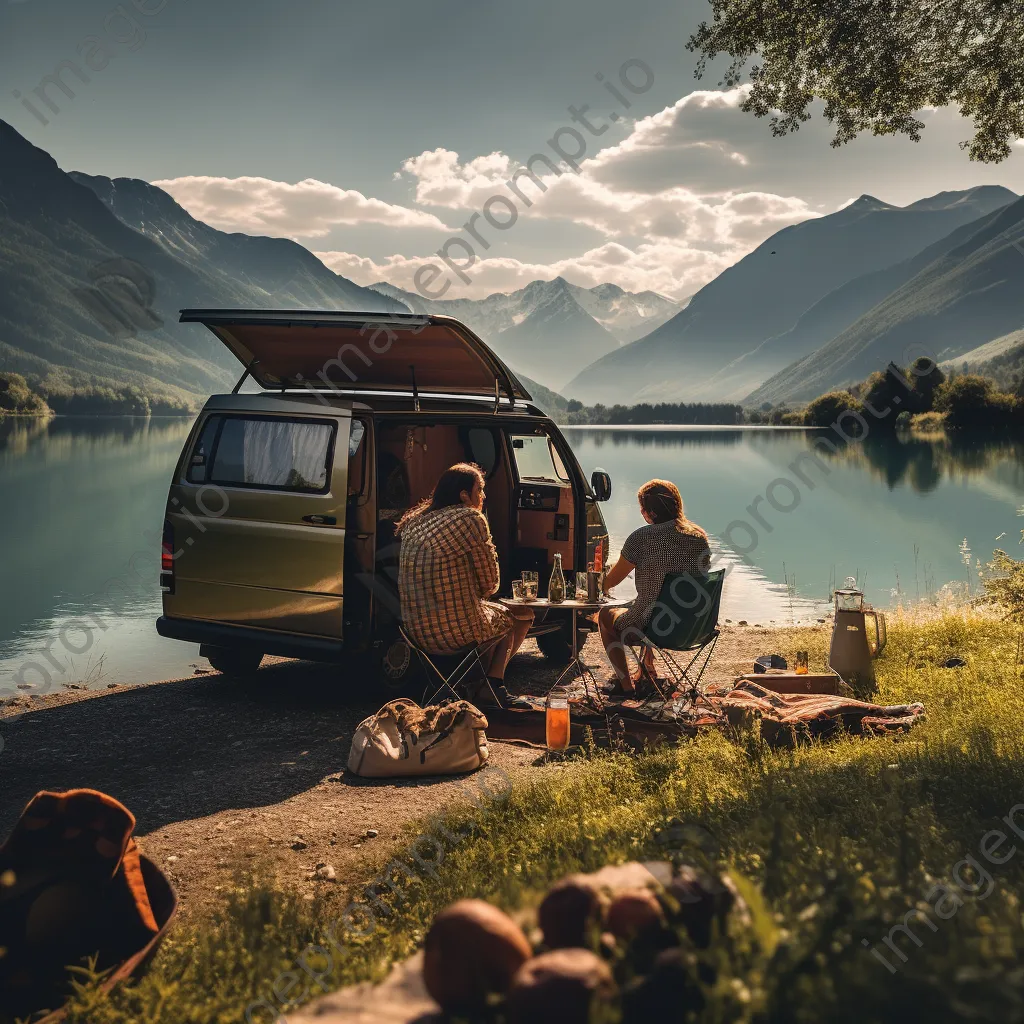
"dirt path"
0,623,822,914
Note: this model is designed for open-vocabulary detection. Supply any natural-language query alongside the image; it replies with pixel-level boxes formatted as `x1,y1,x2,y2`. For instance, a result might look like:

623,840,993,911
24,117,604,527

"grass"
20,610,1024,1023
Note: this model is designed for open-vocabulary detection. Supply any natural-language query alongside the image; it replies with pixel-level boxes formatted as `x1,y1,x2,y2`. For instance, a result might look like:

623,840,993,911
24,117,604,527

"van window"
186,416,220,484
511,434,569,484
347,417,369,500
186,414,335,493
465,427,498,476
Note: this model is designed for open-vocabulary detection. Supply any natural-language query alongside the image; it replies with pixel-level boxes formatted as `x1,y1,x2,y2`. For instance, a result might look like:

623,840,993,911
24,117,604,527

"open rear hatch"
180,309,532,402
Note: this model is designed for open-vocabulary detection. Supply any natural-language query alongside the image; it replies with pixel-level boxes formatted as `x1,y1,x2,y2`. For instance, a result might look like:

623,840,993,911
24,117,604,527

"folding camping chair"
398,625,506,709
628,569,725,711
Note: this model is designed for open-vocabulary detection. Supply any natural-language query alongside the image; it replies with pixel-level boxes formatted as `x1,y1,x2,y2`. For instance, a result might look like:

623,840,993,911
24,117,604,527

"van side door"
165,400,349,640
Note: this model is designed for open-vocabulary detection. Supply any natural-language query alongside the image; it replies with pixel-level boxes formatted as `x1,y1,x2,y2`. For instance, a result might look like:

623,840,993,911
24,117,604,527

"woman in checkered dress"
398,463,533,707
599,479,711,694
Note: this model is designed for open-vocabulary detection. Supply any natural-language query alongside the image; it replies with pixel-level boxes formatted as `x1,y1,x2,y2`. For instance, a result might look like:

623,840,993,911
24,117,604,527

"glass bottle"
545,686,570,750
548,552,566,603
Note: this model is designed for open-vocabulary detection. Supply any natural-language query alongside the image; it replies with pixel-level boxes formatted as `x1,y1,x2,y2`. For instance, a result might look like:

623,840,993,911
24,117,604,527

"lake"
3,417,1023,693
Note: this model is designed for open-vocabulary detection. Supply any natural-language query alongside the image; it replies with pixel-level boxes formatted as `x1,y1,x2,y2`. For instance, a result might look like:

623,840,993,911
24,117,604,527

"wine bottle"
549,552,566,603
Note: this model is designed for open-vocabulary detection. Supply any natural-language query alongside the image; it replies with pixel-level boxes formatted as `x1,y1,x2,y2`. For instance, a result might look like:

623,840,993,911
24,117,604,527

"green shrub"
0,372,49,416
981,549,1024,621
933,374,1017,430
803,391,863,427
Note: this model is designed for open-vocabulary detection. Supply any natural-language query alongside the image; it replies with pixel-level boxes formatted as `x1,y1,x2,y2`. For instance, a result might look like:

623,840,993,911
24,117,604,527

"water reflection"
3,421,1024,691
1,416,199,692
814,431,1024,495
565,425,1024,620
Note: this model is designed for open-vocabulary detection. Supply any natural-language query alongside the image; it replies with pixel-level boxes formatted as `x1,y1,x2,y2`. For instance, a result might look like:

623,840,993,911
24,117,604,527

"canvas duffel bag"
347,698,489,778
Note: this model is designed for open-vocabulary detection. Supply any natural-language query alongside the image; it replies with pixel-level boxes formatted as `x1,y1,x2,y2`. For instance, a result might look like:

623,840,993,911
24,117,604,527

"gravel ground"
0,623,823,914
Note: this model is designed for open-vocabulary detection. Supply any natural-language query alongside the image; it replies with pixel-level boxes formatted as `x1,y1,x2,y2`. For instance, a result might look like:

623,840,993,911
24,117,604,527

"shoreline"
0,623,824,911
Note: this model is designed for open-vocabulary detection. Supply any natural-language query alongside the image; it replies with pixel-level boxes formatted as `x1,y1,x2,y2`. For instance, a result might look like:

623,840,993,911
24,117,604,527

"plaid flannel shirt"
398,504,509,653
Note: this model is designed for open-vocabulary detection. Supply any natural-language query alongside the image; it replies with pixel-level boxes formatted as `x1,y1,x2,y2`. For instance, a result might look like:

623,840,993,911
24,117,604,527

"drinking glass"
522,571,538,601
511,580,524,602
564,573,576,601
576,572,589,599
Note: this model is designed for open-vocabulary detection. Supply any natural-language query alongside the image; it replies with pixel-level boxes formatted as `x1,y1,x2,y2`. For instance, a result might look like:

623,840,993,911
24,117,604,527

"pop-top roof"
180,309,532,401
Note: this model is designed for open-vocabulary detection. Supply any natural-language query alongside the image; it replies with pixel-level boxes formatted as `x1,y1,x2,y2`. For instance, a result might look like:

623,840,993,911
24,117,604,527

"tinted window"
465,427,498,476
186,415,335,492
186,417,220,484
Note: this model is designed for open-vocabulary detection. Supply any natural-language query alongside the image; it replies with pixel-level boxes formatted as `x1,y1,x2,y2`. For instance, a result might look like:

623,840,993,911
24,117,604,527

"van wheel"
379,637,417,691
536,626,589,665
204,647,264,677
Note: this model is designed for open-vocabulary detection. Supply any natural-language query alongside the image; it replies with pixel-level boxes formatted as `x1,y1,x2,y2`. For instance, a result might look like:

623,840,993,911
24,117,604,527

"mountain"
707,193,1019,400
371,277,680,389
71,172,405,313
0,119,403,398
564,186,1018,405
746,195,1024,405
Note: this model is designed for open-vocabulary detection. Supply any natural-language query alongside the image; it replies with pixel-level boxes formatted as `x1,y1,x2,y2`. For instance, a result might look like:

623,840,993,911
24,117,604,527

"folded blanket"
717,679,925,744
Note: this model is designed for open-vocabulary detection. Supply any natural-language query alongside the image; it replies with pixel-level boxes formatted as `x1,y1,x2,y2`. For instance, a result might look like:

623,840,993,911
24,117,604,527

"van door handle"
302,514,337,526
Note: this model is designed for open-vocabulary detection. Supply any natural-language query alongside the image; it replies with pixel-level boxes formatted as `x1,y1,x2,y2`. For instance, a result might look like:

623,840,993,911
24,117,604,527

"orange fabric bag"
0,788,177,1022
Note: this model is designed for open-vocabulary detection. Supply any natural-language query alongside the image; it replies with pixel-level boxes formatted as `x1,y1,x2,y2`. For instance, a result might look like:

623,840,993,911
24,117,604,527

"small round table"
500,595,630,706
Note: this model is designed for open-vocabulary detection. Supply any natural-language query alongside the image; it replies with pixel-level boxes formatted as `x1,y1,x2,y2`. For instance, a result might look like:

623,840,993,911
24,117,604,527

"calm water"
3,417,1024,693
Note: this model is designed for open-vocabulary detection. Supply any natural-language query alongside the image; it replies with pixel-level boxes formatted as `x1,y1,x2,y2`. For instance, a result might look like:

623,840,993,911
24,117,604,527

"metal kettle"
828,580,887,692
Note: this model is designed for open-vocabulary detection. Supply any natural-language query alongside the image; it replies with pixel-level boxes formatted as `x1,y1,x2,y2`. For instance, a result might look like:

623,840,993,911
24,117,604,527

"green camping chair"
629,569,725,708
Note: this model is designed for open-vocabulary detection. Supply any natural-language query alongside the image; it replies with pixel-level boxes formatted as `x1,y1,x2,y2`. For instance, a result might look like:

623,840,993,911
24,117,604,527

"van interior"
348,419,578,628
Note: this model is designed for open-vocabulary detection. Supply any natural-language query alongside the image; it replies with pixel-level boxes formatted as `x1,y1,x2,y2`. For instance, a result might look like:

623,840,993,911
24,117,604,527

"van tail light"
160,519,175,594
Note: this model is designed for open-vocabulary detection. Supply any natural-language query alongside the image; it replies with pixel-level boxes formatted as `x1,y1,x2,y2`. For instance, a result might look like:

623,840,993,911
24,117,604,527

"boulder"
505,948,616,1024
538,875,605,949
422,899,531,1012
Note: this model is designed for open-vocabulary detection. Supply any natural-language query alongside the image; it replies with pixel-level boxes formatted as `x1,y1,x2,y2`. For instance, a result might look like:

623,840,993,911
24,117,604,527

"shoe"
474,679,532,710
600,676,637,698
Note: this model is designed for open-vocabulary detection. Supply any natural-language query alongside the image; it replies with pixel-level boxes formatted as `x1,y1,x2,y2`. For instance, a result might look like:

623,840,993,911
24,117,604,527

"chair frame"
399,625,505,708
626,569,725,714
635,629,720,712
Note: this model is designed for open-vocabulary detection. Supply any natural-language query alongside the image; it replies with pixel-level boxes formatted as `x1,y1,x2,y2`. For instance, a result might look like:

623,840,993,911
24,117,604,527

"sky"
3,0,1024,301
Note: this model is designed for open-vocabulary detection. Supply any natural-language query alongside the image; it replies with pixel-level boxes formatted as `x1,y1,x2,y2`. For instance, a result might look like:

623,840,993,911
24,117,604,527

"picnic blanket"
490,679,924,749
716,679,925,745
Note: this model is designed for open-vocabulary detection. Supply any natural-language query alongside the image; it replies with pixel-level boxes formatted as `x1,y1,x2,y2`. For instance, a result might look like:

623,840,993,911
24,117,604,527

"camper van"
156,310,612,685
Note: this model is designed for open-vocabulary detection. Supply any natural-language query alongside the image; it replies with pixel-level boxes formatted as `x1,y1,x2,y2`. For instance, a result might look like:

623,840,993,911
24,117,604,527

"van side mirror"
591,469,612,502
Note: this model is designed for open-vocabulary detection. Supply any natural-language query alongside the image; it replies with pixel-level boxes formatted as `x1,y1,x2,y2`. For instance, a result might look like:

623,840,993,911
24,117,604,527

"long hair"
397,462,484,531
637,479,707,539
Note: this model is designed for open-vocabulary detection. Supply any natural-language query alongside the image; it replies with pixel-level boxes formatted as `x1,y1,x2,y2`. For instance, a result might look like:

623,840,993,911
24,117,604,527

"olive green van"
156,309,612,683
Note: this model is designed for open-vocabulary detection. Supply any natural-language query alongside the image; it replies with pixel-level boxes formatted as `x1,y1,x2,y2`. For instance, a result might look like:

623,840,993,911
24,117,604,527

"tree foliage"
803,390,864,427
933,372,1016,429
688,1,1024,162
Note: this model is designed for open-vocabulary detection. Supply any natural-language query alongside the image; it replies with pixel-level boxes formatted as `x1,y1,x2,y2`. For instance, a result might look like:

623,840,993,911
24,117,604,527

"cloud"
316,240,730,301
152,175,448,238
396,145,817,252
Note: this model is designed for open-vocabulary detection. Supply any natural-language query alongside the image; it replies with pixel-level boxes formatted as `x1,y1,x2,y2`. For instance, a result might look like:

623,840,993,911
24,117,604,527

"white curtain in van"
242,419,330,489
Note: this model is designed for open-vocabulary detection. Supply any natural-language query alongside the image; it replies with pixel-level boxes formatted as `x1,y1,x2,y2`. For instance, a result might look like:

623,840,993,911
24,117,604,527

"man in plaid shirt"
399,463,533,707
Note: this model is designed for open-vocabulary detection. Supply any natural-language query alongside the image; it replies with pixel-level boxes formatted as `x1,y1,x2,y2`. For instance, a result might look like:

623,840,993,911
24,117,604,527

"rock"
941,656,967,668
581,861,672,893
307,863,337,882
166,855,178,864
606,889,664,940
107,683,119,688
538,875,605,949
621,947,705,1023
667,866,747,948
290,838,308,851
363,829,379,839
422,899,532,1012
505,949,615,1024
737,620,748,627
